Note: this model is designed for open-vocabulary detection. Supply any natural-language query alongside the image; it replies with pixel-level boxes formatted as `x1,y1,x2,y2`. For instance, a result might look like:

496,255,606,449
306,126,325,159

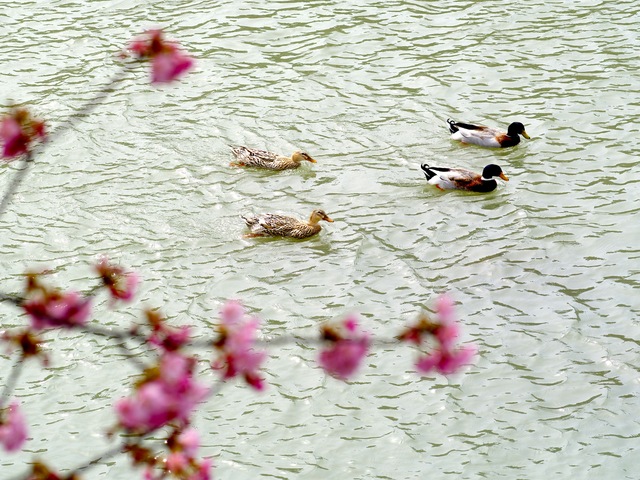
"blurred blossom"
95,256,139,304
116,352,208,434
23,286,91,330
415,344,476,375
399,295,476,376
128,29,194,84
1,107,46,159
0,402,27,452
318,314,370,380
212,301,266,390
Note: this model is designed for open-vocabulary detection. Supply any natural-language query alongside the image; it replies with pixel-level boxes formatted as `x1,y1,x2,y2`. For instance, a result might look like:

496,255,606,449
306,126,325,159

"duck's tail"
446,118,459,134
420,163,435,180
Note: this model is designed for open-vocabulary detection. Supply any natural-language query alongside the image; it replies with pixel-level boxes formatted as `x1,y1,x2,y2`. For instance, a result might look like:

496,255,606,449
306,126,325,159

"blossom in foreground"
1,107,46,159
23,286,92,330
0,402,28,452
399,294,476,375
145,309,192,352
94,256,139,303
1,329,49,364
318,315,370,380
128,29,194,84
212,301,267,390
116,352,208,434
415,344,476,375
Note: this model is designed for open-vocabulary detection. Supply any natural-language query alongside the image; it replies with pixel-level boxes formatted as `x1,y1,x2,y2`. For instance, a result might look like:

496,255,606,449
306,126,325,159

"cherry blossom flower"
212,301,266,390
94,256,139,304
0,401,28,452
318,314,370,380
116,352,208,434
23,290,92,330
1,108,46,159
128,29,194,84
399,295,476,375
415,344,476,375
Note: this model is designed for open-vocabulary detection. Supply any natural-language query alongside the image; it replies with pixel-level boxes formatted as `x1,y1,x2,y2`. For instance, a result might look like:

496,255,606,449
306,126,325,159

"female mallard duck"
447,119,530,148
421,163,509,192
230,145,317,170
242,209,334,239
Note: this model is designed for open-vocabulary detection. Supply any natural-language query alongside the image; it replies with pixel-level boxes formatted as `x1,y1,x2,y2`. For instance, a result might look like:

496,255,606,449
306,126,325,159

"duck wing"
231,146,280,164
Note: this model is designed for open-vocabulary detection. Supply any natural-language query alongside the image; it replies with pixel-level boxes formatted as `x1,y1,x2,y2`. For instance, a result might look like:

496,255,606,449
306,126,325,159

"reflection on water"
1,0,639,478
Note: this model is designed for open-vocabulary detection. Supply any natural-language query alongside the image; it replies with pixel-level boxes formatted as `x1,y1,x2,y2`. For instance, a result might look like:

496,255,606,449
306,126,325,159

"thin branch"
73,442,126,474
0,153,33,219
0,357,25,408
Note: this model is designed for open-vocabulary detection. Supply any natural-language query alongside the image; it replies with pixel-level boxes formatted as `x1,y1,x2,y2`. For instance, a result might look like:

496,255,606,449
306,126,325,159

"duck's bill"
307,157,317,163
500,173,510,181
522,131,531,139
325,216,334,222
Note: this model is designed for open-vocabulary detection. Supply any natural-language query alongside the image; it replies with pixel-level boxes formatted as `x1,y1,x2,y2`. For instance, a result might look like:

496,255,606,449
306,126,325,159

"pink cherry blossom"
318,315,370,380
415,344,476,375
128,29,194,84
0,401,28,452
94,257,139,303
116,352,208,434
400,295,476,376
23,290,92,330
177,428,201,457
213,301,266,390
1,108,46,159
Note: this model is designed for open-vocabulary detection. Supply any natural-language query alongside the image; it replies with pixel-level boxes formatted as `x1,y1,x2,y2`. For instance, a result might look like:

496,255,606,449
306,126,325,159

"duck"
230,145,317,170
447,119,530,148
421,163,509,192
241,209,334,239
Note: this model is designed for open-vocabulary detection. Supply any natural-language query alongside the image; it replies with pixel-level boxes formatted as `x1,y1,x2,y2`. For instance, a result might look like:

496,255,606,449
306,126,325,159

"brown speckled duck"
447,119,530,148
242,209,333,239
230,145,317,170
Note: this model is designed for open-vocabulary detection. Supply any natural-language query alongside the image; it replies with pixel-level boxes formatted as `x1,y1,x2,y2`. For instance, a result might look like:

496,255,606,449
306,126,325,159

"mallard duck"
447,119,530,148
241,209,334,239
421,163,509,192
230,145,317,170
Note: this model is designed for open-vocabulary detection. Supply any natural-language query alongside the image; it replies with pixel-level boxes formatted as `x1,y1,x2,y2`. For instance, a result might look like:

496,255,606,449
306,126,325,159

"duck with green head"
447,119,530,148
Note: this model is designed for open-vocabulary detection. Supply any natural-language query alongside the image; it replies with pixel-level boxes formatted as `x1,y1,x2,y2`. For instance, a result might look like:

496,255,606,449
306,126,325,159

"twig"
0,357,24,408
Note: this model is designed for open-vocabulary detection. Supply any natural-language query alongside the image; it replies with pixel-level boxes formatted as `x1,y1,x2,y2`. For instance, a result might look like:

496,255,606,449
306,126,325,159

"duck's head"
292,151,317,163
309,209,334,224
508,122,530,139
482,164,509,182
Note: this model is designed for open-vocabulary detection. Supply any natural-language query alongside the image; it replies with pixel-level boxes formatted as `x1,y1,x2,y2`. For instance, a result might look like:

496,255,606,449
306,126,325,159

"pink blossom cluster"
142,428,213,480
212,301,267,390
0,401,28,452
399,295,476,375
115,352,208,434
0,107,46,159
144,309,192,352
95,256,139,304
128,29,195,84
318,315,371,380
22,274,92,330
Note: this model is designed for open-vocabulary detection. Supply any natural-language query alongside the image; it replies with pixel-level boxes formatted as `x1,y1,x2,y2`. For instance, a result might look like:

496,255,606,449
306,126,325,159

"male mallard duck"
447,119,530,148
241,209,334,239
230,145,317,170
421,163,509,192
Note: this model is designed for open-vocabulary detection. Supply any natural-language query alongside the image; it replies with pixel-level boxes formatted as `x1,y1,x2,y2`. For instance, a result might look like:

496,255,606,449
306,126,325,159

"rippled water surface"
1,0,639,478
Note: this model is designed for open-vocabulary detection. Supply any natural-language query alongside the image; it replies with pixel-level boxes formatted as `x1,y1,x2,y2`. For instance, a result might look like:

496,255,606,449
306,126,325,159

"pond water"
1,0,639,479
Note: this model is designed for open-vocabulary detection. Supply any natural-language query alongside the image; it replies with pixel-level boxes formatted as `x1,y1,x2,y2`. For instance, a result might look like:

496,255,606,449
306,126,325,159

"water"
1,0,639,478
